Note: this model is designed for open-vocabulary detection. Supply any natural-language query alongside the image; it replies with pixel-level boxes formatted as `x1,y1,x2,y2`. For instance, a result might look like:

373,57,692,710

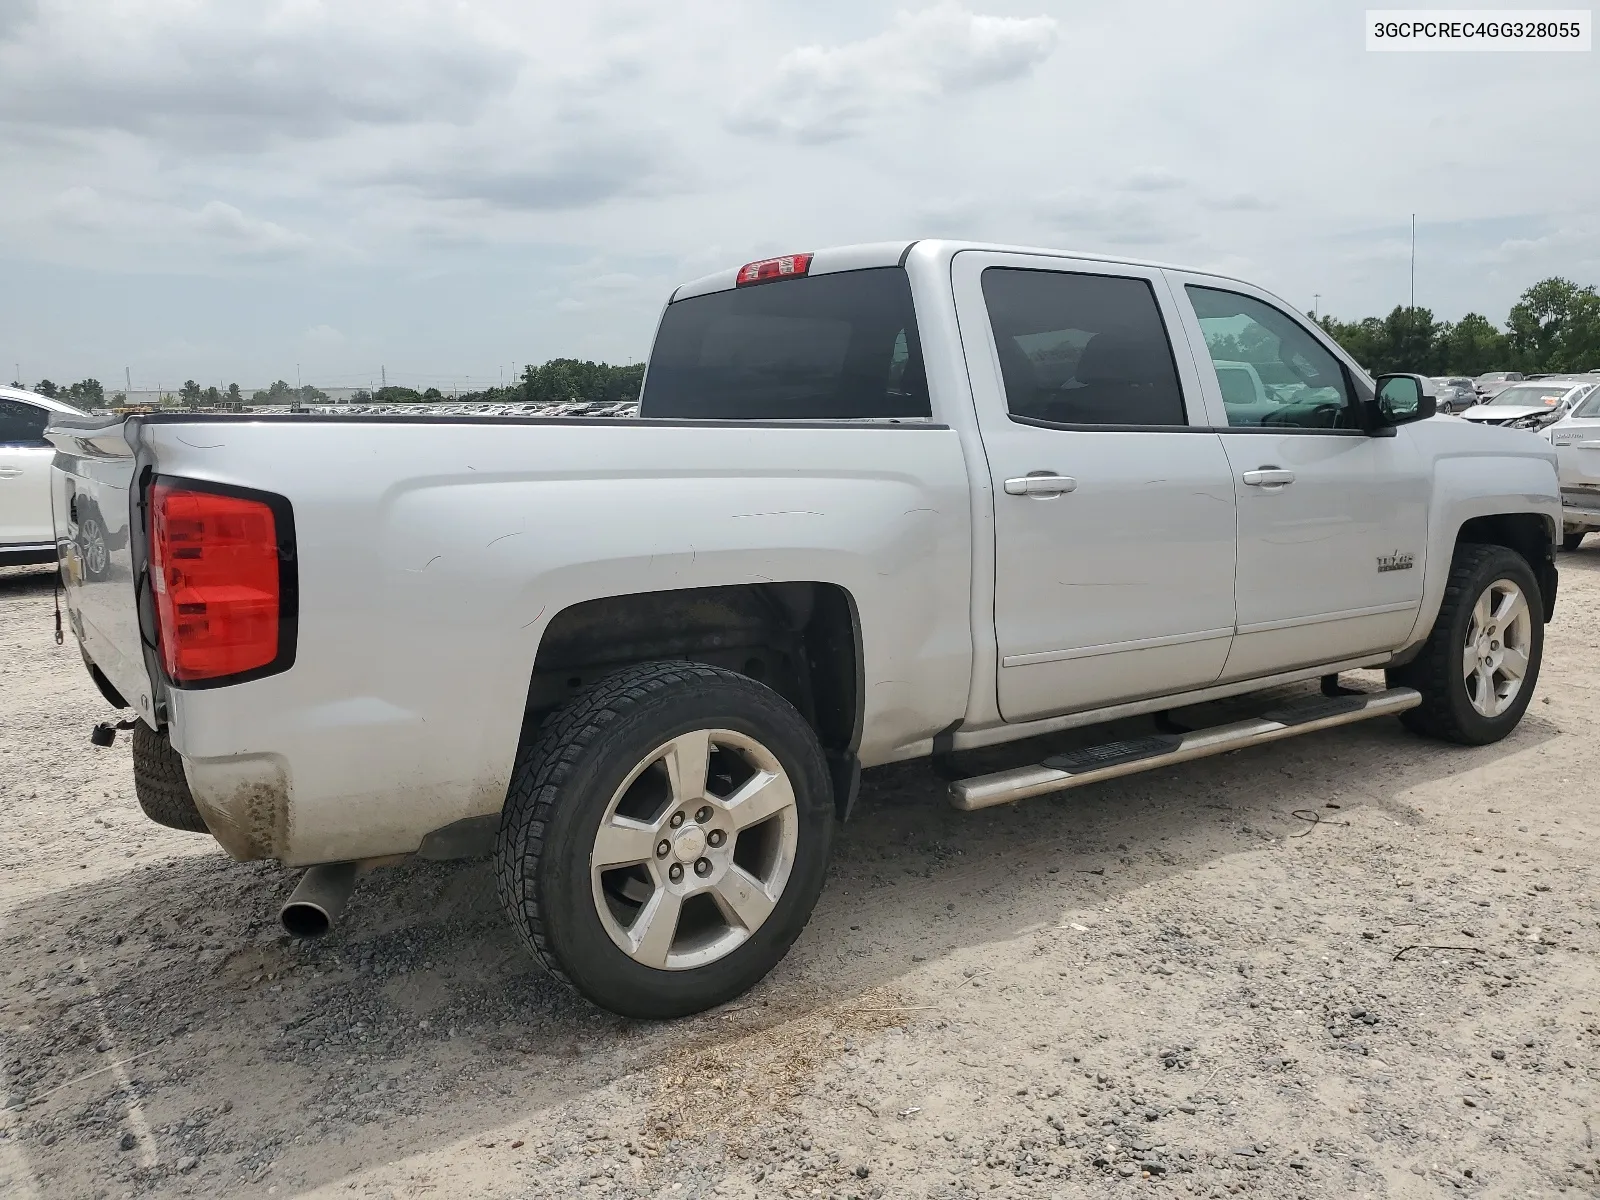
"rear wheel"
1387,543,1543,745
132,723,210,833
496,661,834,1019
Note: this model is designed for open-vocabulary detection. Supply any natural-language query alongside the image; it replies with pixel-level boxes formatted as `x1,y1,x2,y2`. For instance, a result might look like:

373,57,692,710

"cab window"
0,399,50,447
1186,287,1356,429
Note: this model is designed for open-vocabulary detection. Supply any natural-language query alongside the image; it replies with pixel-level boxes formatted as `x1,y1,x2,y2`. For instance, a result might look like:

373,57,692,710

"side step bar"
949,686,1420,811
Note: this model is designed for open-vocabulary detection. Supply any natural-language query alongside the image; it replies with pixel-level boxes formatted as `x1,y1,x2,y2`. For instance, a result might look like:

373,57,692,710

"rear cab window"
639,267,929,420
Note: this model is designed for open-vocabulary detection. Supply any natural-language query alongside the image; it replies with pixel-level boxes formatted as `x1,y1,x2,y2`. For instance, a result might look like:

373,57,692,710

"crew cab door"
0,397,56,547
1164,273,1429,678
952,251,1238,722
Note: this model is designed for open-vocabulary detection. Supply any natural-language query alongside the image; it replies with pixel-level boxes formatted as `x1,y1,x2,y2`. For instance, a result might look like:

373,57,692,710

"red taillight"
150,483,285,683
735,253,813,287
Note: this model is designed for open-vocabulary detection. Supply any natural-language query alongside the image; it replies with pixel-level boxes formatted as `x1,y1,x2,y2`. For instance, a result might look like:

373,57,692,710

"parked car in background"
1459,380,1598,431
1545,386,1600,550
1432,377,1476,413
1474,371,1525,401
1,385,90,566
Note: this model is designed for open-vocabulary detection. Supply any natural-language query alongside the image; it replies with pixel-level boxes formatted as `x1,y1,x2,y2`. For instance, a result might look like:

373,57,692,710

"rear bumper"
0,541,57,567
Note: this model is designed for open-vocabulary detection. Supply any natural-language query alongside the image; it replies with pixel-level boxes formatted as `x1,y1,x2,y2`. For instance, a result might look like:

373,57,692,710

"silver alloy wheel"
1463,578,1532,718
81,519,108,576
590,728,799,971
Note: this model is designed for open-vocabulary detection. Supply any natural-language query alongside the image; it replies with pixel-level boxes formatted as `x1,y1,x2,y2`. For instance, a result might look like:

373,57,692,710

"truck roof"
669,239,1262,301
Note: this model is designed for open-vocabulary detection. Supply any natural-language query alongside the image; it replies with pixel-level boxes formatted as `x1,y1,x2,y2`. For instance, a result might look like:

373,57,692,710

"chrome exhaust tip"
279,862,359,938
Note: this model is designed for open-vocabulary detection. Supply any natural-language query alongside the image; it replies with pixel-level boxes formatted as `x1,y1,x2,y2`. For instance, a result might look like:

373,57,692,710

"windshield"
1488,385,1572,408
1574,390,1600,419
639,267,929,420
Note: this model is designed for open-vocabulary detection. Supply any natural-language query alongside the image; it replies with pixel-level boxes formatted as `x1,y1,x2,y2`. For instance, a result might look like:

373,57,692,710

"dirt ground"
2,554,1598,1200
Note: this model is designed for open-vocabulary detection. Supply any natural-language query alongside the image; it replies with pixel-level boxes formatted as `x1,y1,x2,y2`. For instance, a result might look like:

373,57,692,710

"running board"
948,686,1420,811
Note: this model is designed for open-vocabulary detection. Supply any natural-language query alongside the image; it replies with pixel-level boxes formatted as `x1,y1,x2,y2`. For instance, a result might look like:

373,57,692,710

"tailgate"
48,414,159,726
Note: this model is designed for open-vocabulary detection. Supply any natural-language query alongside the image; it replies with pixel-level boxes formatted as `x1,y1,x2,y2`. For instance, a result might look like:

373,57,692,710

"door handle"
0,467,21,479
1241,468,1295,487
1003,474,1078,497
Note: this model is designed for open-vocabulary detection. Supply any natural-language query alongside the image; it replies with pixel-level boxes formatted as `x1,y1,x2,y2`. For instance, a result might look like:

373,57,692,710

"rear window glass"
638,268,929,420
0,398,49,445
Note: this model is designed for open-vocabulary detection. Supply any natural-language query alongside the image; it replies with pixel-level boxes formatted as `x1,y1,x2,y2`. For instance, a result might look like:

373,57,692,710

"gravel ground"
1,554,1598,1200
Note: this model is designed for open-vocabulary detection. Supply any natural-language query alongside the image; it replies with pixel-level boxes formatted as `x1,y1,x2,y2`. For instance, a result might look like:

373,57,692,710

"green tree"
1507,278,1600,373
226,382,242,404
251,380,295,404
34,379,58,398
180,380,203,408
374,385,423,403
422,387,443,401
67,378,105,406
1439,314,1508,376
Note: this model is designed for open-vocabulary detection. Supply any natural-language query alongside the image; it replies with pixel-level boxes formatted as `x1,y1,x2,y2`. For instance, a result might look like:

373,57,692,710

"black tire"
496,661,835,1019
132,722,210,833
1387,543,1544,745
1561,531,1585,552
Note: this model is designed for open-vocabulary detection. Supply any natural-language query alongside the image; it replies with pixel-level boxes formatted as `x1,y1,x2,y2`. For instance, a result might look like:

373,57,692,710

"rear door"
0,397,56,547
952,251,1238,722
1165,273,1429,679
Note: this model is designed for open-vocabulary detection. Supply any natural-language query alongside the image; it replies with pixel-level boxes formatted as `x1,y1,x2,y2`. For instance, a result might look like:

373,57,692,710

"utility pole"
297,363,301,389
1313,294,1321,320
125,367,131,392
381,365,386,390
1410,214,1416,310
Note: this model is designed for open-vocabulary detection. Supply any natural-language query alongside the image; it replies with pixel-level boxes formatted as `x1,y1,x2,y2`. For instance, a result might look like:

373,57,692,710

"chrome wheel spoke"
627,885,684,969
591,816,660,869
710,865,777,933
1473,663,1497,714
663,729,712,806
1491,587,1525,626
1500,645,1529,681
1471,590,1493,635
1462,639,1480,683
722,769,794,832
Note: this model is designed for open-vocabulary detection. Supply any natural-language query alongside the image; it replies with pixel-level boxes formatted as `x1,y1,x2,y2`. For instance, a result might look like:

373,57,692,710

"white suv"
1,385,90,566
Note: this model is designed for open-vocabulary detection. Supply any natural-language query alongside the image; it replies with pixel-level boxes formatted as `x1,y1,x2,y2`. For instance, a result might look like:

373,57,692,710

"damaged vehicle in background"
1459,379,1598,432
1546,385,1600,550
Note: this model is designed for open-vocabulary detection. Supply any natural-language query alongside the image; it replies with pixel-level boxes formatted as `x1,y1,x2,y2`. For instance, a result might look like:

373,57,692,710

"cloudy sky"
1,0,1595,390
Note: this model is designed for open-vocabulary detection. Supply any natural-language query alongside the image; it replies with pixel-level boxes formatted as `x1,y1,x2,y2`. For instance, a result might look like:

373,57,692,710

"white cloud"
730,5,1059,142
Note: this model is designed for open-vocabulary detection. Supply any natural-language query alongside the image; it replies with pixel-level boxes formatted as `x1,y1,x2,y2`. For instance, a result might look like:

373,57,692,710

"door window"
981,268,1188,427
0,399,50,447
1186,286,1356,429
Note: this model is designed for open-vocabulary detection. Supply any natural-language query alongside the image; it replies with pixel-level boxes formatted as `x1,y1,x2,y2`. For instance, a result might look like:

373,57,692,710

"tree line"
1315,277,1600,377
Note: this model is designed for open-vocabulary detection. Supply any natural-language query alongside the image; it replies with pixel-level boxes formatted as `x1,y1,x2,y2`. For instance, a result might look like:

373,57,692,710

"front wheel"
1387,543,1544,745
496,661,834,1019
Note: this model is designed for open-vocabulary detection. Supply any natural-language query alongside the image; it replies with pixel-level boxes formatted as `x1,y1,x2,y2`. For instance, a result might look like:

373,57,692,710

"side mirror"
1372,374,1435,427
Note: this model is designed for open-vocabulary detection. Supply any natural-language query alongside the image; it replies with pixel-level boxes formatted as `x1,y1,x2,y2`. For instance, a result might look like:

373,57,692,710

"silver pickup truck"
49,240,1561,1018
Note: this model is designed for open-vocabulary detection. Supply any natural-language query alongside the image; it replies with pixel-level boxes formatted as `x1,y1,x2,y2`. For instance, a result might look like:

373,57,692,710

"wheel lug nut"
695,806,712,824
707,829,725,848
669,812,685,828
668,863,684,883
694,858,712,877
656,840,670,858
